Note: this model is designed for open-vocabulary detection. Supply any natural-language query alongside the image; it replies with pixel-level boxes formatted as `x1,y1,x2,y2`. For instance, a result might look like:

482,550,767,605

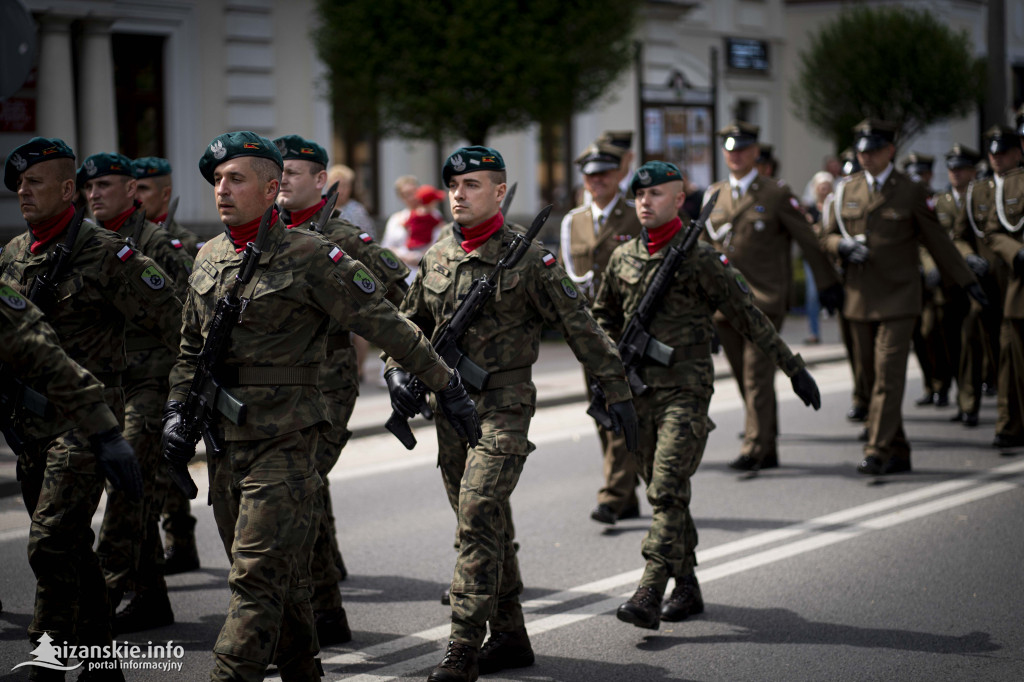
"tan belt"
219,366,320,386
485,366,532,390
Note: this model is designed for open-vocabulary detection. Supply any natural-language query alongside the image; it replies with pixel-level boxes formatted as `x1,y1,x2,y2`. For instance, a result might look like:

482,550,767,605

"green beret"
133,156,172,179
273,135,328,167
77,152,135,188
630,161,683,194
198,131,283,185
4,137,75,192
442,146,505,185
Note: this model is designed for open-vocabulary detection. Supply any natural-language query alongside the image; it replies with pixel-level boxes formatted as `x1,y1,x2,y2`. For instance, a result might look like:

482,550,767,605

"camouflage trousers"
160,470,196,547
208,426,323,682
310,385,356,612
436,400,534,648
96,377,169,593
17,386,124,647
634,385,714,594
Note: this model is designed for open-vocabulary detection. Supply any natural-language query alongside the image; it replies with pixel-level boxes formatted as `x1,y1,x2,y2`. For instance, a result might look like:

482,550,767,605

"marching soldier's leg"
957,301,985,423
839,311,870,420
737,313,785,466
995,319,1024,445
161,481,200,575
866,317,916,468
848,319,879,449
210,429,322,682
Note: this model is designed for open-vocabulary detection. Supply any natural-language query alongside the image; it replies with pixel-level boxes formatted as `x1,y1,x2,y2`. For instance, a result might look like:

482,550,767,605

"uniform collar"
730,167,758,196
865,163,894,190
589,193,621,224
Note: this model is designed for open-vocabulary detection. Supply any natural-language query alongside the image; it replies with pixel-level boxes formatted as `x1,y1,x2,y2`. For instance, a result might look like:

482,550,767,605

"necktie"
873,179,881,194
732,185,742,201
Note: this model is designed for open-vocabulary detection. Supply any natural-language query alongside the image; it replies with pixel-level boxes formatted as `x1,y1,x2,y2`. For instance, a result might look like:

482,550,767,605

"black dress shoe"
915,393,935,406
590,503,617,525
846,406,868,422
478,627,534,674
857,456,884,475
729,452,778,471
992,434,1024,449
428,641,479,682
113,589,174,635
661,574,704,622
934,392,949,407
617,503,640,520
616,586,662,630
858,427,869,442
315,606,352,646
882,458,912,474
164,542,200,575
963,412,979,428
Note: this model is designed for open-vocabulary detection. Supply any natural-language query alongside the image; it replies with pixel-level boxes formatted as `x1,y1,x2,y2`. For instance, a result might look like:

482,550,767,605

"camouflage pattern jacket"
168,219,452,441
163,218,202,255
592,232,805,390
0,220,182,439
394,221,631,413
0,288,120,437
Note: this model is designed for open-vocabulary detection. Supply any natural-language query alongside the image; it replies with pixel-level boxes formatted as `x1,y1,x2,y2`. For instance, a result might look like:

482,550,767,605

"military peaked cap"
717,121,759,151
852,119,897,153
984,125,1021,155
4,137,75,192
596,130,633,151
901,152,934,175
575,142,623,175
944,144,981,170
199,131,283,185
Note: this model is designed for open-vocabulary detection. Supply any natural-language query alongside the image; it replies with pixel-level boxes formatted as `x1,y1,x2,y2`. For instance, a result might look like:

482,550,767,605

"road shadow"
332,574,454,604
636,603,1001,657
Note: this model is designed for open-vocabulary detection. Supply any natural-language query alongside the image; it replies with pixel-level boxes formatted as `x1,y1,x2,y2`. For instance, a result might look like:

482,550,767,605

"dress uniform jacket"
703,174,839,315
559,193,642,300
823,170,975,319
983,167,1024,319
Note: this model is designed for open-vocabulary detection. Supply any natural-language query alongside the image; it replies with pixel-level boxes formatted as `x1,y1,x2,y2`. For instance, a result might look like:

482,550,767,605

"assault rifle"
0,205,86,456
163,197,180,228
385,204,553,450
587,191,720,429
123,206,147,250
168,204,274,498
501,182,517,217
310,181,340,234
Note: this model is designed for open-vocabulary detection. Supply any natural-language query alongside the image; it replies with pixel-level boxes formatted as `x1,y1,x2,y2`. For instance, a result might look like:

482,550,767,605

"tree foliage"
313,0,640,146
790,5,984,151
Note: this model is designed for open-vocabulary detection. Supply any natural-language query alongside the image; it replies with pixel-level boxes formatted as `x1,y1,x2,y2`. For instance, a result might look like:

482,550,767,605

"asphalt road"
1,357,1022,681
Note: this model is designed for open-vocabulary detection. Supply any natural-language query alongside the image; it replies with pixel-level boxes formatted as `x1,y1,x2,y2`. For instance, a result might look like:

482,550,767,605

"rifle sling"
218,365,319,387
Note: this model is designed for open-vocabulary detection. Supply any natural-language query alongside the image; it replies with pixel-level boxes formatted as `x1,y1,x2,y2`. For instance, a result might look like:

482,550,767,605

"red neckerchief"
230,209,277,252
646,216,682,255
155,212,168,225
102,203,138,233
29,206,75,254
405,210,441,249
459,212,503,253
286,198,326,229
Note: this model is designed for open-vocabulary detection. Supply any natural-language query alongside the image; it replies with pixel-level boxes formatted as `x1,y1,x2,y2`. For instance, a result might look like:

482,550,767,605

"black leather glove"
837,238,869,265
384,367,420,419
608,399,639,452
790,368,821,410
1014,248,1024,278
965,253,990,279
436,370,481,447
965,282,989,308
90,427,143,501
923,268,941,290
819,283,844,316
162,400,196,466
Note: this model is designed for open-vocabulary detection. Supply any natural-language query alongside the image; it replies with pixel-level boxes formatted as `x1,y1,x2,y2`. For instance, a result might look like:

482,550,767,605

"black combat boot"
426,641,478,682
661,574,704,622
163,515,200,575
478,627,534,674
616,585,662,630
113,587,174,634
314,607,352,646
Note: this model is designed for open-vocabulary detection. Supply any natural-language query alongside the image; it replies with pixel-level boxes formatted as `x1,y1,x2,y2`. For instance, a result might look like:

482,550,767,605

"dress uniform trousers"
848,317,917,462
585,375,638,512
716,311,786,460
997,318,1024,440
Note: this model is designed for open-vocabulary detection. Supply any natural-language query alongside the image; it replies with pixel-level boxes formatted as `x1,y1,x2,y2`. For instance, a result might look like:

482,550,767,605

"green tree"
313,0,640,147
790,5,985,151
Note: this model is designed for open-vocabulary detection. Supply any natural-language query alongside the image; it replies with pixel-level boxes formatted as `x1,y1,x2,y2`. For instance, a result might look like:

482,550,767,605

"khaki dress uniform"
823,169,975,465
559,194,643,515
703,175,839,464
982,167,1024,444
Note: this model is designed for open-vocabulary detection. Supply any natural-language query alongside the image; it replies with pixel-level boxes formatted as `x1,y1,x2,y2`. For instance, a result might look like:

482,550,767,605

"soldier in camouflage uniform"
275,133,413,646
592,161,821,631
161,131,479,682
77,152,194,634
2,137,182,681
134,156,203,253
386,146,637,682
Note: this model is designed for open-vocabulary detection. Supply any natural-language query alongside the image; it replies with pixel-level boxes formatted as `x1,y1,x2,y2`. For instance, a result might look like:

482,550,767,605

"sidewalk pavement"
0,314,847,498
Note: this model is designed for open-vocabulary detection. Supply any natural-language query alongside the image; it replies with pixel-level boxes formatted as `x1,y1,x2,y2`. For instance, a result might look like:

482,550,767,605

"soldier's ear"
61,178,75,203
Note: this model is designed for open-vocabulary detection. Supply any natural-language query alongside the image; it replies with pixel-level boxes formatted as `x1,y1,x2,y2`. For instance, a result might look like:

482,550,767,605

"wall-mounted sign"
726,38,769,73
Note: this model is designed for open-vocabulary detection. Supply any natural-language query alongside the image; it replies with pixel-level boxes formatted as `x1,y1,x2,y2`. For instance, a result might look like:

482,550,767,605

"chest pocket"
251,269,293,300
840,205,865,223
188,266,217,297
499,271,520,292
617,257,645,286
1003,199,1024,224
55,272,84,303
422,270,452,295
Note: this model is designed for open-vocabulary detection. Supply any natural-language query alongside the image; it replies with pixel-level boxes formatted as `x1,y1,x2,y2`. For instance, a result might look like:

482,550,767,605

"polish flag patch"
359,232,373,243
719,253,730,266
117,245,134,262
328,246,344,263
170,238,183,249
925,196,936,212
542,253,556,267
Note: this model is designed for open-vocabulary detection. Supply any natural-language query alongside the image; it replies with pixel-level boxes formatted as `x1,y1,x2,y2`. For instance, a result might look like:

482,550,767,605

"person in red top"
405,184,446,251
